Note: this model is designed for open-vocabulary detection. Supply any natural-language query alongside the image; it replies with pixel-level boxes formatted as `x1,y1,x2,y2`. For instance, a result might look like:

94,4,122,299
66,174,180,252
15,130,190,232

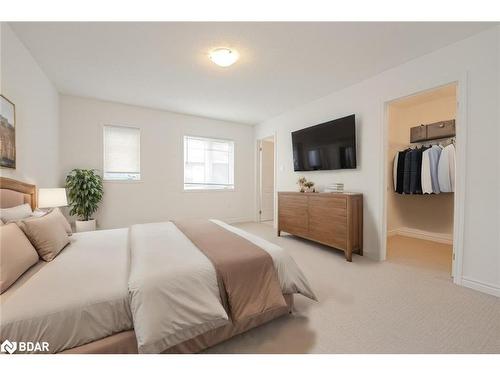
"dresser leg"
277,228,281,237
345,250,352,262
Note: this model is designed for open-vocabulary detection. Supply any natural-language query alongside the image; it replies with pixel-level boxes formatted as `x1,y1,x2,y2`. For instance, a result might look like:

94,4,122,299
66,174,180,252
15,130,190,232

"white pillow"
0,203,33,222
31,209,48,218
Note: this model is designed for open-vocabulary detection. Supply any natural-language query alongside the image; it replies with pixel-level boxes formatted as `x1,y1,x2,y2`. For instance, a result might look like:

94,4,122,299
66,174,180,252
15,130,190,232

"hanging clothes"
393,153,398,191
421,145,443,194
409,149,419,194
421,148,432,194
393,149,409,193
403,149,413,194
414,146,429,194
438,143,456,192
394,137,455,195
408,147,427,194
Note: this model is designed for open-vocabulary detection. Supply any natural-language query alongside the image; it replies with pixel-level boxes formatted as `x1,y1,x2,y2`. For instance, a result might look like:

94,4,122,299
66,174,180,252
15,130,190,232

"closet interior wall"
387,85,456,239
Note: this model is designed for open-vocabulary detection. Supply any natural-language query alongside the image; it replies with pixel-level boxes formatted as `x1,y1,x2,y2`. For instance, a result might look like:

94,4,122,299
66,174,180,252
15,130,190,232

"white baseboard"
460,277,500,297
388,227,453,245
221,216,255,224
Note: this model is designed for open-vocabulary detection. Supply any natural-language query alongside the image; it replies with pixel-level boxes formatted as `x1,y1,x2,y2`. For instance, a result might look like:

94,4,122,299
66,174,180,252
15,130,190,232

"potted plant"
297,177,315,193
65,169,103,232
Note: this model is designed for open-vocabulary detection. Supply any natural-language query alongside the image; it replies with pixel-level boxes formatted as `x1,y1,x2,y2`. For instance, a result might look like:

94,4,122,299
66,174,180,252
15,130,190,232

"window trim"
103,124,142,182
183,135,235,192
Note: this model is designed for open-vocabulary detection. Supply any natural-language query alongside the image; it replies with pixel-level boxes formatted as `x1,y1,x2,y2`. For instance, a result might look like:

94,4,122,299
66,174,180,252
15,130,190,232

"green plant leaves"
65,168,103,221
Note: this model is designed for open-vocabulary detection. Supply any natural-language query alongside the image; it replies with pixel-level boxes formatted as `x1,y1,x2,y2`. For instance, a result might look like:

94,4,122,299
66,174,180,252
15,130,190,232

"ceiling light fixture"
209,48,239,67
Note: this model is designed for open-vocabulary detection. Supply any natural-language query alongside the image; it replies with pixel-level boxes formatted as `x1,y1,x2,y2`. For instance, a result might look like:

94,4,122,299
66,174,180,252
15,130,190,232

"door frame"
380,73,468,284
256,134,277,224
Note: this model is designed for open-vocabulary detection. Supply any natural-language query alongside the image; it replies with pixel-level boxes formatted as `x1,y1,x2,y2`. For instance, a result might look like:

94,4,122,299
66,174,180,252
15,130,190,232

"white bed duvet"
0,220,316,354
0,229,133,354
129,220,316,353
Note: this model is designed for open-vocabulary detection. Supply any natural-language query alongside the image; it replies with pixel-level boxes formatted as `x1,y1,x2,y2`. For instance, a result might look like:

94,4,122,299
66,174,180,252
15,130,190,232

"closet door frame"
255,131,278,226
380,73,468,286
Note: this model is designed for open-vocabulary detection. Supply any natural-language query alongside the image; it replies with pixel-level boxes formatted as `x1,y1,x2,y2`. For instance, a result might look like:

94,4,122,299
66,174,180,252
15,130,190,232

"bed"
0,177,316,354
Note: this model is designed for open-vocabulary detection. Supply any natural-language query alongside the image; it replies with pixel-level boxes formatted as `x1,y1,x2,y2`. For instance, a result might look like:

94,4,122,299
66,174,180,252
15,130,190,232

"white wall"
255,27,500,295
0,23,59,187
59,95,255,229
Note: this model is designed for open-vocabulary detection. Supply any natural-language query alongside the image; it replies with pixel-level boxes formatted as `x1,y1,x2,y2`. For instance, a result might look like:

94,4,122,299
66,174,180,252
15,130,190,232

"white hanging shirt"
421,148,432,194
437,144,456,192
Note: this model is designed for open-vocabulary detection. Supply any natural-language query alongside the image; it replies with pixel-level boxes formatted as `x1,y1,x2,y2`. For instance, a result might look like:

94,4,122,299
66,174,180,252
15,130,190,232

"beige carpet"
204,223,500,354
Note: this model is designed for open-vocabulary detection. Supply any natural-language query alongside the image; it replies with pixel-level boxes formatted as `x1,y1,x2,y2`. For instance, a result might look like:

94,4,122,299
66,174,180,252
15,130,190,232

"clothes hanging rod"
409,137,455,146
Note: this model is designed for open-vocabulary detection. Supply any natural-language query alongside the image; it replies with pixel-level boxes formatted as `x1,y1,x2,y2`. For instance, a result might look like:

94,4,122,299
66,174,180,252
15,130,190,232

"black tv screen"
292,114,357,171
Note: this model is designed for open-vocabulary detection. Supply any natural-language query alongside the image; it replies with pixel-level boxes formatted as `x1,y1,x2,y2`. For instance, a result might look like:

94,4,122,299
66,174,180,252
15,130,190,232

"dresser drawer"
308,195,347,222
279,193,308,209
279,214,309,237
308,196,347,249
308,195,346,210
278,193,308,236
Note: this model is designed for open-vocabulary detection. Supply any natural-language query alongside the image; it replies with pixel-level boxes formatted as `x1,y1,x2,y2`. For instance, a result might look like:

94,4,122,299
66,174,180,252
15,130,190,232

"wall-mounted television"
292,114,357,171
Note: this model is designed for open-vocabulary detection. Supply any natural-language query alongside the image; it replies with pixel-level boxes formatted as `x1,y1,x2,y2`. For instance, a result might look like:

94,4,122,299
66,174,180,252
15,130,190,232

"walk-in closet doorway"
381,79,467,285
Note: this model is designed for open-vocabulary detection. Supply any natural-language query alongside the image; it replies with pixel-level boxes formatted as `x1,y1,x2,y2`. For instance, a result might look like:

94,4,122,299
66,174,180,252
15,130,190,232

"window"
184,136,234,190
103,125,141,181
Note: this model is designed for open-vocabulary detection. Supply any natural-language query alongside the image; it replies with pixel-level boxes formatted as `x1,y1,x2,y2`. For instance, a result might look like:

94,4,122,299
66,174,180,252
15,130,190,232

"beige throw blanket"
173,219,287,322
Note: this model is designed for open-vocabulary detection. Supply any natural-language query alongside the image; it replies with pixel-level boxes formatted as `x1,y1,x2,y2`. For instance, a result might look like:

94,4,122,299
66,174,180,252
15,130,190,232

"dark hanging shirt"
403,150,413,194
396,149,409,194
408,146,430,194
409,148,419,194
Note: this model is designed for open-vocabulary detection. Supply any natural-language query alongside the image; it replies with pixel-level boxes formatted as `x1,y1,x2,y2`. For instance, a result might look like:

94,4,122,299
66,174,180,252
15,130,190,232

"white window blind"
184,136,234,190
103,125,141,181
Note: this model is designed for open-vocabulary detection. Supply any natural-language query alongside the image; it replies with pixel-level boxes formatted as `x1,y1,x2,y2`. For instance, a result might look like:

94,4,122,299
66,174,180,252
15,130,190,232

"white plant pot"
75,219,96,232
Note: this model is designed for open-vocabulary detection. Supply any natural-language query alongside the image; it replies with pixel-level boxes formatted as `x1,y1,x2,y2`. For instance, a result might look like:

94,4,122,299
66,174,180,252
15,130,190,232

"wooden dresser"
277,192,363,261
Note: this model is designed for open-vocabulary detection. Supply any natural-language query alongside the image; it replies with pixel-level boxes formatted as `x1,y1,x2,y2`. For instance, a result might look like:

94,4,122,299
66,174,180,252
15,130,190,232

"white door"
260,138,274,222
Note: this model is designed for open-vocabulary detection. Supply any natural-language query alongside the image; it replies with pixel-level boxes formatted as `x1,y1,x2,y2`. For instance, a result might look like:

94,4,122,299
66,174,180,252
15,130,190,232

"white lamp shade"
38,188,68,208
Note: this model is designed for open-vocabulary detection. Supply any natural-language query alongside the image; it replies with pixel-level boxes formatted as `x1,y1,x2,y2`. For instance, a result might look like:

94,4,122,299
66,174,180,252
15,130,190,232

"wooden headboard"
0,177,37,210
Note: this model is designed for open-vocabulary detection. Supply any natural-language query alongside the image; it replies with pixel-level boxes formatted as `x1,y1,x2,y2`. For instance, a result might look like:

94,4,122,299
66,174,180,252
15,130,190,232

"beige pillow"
21,210,70,262
0,223,39,293
48,207,72,236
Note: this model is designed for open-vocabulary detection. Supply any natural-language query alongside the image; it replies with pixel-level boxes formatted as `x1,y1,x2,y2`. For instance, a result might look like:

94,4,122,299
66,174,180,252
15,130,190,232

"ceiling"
10,22,494,125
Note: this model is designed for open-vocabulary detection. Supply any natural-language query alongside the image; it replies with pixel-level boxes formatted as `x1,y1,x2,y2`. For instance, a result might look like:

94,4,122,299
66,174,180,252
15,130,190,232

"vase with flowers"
297,177,315,193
